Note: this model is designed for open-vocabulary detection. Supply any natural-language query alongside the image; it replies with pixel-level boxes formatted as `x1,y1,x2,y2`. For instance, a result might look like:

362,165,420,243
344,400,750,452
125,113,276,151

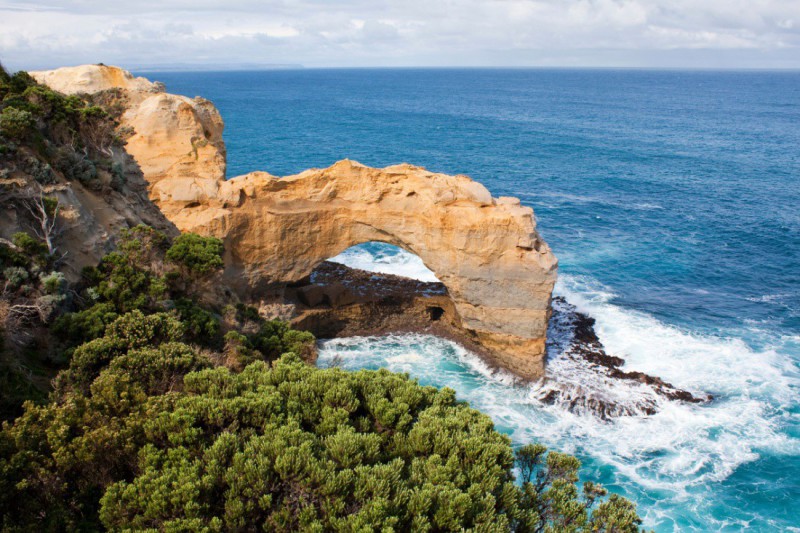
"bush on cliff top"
0,67,124,190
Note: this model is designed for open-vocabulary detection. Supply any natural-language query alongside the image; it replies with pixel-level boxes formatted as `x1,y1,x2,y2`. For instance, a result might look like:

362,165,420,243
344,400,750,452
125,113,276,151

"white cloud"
1,0,799,69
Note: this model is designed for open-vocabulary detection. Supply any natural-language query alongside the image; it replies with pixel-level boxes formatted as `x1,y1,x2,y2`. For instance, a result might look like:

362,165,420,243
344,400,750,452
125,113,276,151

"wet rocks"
535,297,712,420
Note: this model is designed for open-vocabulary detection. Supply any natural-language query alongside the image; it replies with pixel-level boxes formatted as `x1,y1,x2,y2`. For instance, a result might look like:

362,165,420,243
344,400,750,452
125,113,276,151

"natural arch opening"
289,242,455,341
304,242,448,306
325,242,441,284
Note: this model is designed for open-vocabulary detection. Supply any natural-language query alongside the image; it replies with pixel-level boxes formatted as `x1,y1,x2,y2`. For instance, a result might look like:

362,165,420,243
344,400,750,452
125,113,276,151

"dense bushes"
0,106,34,138
54,225,228,346
1,224,307,420
2,341,643,531
166,233,225,277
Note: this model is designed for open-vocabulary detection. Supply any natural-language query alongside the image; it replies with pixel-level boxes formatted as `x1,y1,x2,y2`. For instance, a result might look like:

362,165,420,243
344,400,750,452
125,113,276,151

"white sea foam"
327,243,440,282
316,247,800,530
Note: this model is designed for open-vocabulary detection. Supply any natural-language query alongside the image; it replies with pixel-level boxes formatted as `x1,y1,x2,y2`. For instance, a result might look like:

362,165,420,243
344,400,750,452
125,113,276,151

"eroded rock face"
31,65,558,380
30,64,227,196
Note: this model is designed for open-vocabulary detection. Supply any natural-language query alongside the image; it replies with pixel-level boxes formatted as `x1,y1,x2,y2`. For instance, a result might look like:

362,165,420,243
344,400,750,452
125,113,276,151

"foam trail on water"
327,242,440,282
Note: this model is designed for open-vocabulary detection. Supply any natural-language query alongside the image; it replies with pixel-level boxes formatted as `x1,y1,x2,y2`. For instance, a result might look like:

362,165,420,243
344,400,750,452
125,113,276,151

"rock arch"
31,65,558,380
165,161,558,379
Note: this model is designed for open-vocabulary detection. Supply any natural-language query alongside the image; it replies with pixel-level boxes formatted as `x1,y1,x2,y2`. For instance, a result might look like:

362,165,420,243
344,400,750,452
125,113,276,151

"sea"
140,68,800,531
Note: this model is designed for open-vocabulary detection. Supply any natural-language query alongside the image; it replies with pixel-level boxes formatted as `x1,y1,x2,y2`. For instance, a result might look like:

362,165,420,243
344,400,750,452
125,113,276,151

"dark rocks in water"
538,297,713,420
310,261,447,301
293,264,711,420
569,306,711,404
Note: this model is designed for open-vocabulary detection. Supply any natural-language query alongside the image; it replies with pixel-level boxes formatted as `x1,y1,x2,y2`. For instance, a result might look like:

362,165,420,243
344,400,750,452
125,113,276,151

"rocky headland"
30,64,557,380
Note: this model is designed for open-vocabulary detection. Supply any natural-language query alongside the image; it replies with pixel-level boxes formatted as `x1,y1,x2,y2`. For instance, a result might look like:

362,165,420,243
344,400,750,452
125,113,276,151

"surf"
318,243,800,531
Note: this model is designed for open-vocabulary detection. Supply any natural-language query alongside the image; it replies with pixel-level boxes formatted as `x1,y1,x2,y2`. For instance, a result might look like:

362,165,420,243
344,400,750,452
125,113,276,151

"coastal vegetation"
0,66,646,531
0,62,126,189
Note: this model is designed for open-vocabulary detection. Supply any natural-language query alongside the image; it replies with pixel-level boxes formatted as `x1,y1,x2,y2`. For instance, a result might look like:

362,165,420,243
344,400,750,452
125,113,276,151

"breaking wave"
317,244,800,531
327,242,440,282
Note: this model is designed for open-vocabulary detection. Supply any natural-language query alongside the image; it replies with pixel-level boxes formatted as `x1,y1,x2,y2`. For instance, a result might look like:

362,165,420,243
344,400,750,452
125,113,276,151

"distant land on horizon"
7,58,800,74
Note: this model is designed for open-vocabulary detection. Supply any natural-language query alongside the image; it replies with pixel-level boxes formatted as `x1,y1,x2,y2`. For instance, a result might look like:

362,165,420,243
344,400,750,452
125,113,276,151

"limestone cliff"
31,65,558,380
2,66,178,281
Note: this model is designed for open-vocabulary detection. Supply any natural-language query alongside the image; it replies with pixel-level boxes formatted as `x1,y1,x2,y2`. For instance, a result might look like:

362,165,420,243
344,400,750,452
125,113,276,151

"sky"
1,0,799,71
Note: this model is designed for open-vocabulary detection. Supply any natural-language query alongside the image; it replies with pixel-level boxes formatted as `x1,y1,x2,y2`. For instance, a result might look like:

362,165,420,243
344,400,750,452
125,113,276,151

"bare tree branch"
22,188,61,256
0,238,19,251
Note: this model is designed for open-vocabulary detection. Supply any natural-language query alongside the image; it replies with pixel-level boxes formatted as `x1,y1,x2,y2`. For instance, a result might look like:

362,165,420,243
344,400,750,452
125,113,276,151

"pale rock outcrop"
31,65,558,380
30,64,227,197
30,64,161,97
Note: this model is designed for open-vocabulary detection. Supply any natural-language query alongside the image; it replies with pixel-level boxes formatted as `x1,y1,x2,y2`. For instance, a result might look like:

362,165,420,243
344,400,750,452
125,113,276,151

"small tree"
117,225,170,274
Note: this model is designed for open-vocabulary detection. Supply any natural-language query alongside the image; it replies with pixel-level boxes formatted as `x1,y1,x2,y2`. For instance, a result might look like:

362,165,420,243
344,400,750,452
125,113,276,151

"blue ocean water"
142,69,800,531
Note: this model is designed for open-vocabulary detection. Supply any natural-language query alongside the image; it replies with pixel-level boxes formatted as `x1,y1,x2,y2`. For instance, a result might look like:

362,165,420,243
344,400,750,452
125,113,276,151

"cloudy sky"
1,0,799,71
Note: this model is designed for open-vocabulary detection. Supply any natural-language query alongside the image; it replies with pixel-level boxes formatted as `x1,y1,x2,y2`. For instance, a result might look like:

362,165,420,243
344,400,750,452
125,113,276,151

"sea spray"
328,242,440,283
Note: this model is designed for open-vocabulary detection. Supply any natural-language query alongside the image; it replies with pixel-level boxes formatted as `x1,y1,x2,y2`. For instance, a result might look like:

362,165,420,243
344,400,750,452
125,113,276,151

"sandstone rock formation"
31,65,559,380
31,64,227,196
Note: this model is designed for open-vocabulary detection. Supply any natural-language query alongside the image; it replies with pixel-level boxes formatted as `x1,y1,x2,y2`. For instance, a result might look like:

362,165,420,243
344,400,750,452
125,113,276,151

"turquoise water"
141,69,800,531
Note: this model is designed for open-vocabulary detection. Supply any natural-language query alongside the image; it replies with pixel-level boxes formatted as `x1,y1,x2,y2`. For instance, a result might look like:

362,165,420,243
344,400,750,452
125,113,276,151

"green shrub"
54,310,186,395
166,233,224,277
12,232,47,262
0,242,28,269
94,251,166,313
117,225,169,271
22,155,56,184
53,148,98,185
2,266,29,289
174,297,221,343
7,71,36,94
39,271,65,294
52,301,119,345
0,106,34,139
248,319,316,361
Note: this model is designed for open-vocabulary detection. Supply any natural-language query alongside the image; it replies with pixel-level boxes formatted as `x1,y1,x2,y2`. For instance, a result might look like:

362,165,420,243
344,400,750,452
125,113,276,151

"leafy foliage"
5,225,302,420
2,341,644,532
0,67,115,154
0,67,126,193
0,106,35,138
166,233,225,277
54,226,225,347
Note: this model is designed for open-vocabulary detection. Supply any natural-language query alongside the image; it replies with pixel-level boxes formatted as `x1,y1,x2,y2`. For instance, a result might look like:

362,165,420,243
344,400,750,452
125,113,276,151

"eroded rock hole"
427,306,445,321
